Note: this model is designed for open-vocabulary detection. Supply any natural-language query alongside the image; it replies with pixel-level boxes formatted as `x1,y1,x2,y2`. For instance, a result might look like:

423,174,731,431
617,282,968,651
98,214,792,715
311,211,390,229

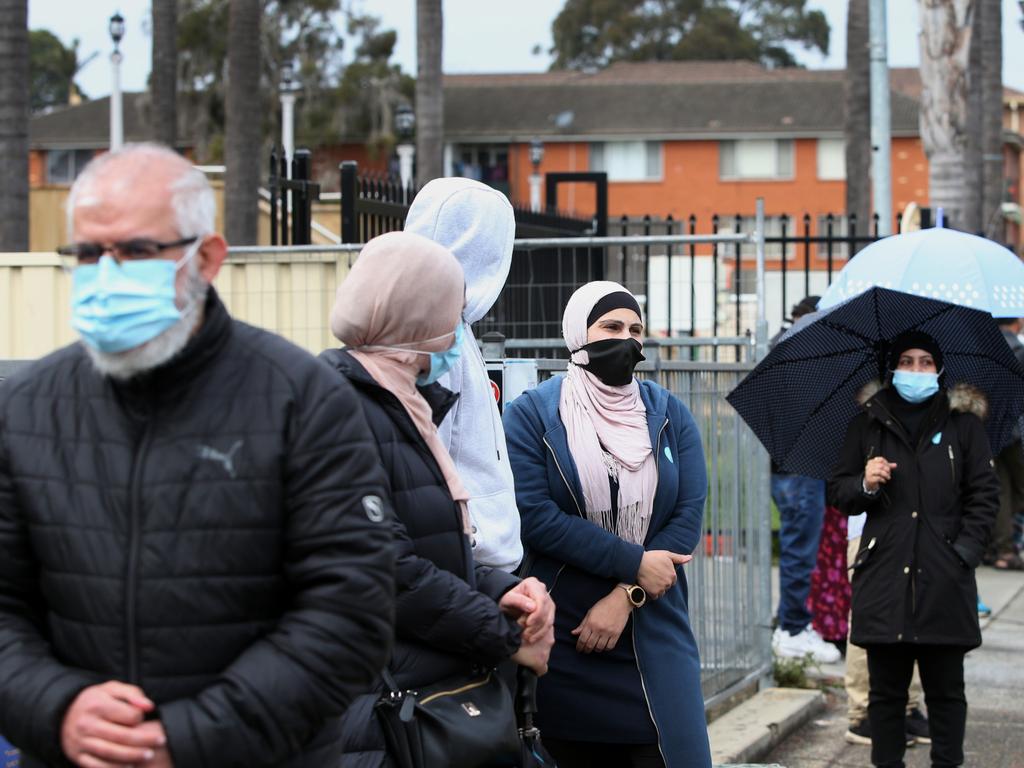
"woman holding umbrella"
830,331,998,768
503,281,711,768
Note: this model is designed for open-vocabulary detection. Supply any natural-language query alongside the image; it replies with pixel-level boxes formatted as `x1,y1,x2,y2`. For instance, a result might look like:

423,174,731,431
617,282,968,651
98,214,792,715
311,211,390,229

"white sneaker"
772,625,842,664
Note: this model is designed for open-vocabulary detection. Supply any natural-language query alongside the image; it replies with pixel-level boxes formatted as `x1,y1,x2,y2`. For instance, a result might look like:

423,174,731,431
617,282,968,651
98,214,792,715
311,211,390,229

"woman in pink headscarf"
320,231,554,767
503,281,712,768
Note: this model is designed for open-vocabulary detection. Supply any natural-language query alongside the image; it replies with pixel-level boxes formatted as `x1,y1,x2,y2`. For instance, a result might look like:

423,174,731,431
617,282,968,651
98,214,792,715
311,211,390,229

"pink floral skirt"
807,505,850,642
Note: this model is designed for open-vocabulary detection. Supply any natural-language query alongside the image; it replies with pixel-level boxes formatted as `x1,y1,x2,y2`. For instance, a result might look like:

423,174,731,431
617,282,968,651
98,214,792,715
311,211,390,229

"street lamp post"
529,138,545,213
395,104,416,191
108,11,125,151
280,64,297,177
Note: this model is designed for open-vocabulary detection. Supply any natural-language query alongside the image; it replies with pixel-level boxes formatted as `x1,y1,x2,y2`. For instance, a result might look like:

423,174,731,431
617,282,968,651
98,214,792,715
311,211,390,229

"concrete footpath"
750,565,1024,767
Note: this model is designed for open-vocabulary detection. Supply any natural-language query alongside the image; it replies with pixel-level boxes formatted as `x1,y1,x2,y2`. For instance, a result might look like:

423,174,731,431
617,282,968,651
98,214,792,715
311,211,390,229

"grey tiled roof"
30,92,192,149
443,67,922,140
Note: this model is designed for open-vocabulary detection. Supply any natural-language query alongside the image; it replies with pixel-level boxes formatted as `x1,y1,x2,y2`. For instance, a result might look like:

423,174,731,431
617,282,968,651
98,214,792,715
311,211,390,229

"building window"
817,138,845,180
719,139,794,180
589,141,662,181
46,149,94,185
452,144,509,195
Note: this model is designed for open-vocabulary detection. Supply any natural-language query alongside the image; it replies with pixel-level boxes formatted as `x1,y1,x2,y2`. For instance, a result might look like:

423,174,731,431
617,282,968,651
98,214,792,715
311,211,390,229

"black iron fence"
268,146,321,246
268,154,928,347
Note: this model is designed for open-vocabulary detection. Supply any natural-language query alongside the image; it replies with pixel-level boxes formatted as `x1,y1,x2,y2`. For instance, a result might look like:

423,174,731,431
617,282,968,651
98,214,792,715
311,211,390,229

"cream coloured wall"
0,248,355,359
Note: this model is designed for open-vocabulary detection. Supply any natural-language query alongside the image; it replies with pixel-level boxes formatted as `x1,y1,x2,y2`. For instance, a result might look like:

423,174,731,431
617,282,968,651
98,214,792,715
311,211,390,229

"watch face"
628,586,646,605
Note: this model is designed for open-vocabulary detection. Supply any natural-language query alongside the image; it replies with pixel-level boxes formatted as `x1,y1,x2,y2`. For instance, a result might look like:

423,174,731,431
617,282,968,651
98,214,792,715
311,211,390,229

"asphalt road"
765,567,1024,768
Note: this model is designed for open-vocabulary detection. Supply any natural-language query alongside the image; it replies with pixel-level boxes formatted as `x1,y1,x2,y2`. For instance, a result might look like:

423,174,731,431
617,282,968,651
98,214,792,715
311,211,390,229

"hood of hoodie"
404,177,515,323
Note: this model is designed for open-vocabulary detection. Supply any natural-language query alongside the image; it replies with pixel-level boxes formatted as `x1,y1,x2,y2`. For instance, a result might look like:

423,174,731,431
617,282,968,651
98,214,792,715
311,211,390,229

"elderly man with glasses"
0,144,396,768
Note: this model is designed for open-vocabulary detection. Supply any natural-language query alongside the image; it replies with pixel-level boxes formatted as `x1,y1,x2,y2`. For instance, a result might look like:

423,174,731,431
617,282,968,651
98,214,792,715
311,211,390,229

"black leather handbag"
375,667,521,768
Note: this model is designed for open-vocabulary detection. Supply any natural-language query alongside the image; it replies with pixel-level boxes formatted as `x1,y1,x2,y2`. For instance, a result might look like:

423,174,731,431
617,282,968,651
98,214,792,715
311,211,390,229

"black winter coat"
829,384,998,648
319,350,521,768
0,291,396,768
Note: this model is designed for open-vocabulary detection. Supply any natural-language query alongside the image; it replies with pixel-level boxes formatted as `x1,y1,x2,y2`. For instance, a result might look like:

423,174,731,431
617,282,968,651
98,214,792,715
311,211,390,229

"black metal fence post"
340,161,358,244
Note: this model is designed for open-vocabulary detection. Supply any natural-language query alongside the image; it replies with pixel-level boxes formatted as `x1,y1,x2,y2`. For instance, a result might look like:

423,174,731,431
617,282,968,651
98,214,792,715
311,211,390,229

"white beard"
85,262,210,381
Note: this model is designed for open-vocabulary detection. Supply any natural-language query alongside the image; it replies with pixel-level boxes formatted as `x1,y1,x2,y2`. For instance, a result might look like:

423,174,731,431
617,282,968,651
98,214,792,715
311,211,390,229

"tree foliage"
29,29,86,113
177,0,408,164
550,0,830,70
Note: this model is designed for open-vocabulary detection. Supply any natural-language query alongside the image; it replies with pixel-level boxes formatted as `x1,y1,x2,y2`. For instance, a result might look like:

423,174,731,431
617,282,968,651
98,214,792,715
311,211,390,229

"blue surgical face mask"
71,241,201,353
417,322,464,386
892,370,940,403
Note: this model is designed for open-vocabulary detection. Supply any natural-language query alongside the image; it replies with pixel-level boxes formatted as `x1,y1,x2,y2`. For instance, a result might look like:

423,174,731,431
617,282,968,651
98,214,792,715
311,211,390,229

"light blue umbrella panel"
818,228,1024,317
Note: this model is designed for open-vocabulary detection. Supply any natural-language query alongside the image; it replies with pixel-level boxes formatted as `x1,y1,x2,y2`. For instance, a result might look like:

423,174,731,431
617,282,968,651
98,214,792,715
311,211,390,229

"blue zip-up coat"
503,376,711,768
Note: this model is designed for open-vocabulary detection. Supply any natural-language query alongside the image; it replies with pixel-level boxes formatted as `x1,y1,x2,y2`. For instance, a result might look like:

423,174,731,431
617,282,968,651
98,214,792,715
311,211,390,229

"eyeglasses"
56,236,198,266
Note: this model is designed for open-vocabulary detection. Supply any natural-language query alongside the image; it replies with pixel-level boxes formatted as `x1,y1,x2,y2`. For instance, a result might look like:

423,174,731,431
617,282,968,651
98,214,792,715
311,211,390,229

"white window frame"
589,140,663,182
816,138,846,181
719,139,795,181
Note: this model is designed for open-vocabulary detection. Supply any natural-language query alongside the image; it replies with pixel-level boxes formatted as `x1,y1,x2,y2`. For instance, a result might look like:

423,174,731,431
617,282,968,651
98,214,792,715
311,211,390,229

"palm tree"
225,0,261,245
415,0,443,186
844,0,871,248
151,0,178,148
0,0,29,251
917,0,974,229
979,0,1003,239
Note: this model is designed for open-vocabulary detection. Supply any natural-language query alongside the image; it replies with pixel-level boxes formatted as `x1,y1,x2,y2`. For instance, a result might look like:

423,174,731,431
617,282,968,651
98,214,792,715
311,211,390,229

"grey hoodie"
405,178,523,571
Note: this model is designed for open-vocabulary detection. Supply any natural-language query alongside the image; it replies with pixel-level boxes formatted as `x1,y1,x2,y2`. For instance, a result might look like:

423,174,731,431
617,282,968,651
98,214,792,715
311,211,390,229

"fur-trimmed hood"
856,380,988,421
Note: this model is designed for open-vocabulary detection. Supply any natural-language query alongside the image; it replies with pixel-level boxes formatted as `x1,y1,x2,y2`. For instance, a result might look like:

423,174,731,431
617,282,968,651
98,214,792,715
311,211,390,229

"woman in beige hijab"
320,231,554,766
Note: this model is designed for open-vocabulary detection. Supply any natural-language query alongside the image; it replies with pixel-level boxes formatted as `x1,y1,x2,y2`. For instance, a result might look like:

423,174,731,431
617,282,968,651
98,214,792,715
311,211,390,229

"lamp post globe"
529,138,544,170
109,11,125,49
395,104,416,143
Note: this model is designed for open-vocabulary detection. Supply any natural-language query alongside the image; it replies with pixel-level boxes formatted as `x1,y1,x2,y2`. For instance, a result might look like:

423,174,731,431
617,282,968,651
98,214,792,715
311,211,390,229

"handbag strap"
381,667,401,695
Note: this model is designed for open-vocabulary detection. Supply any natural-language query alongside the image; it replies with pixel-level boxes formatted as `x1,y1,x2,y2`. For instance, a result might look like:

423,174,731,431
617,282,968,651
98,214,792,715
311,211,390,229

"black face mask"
578,338,645,386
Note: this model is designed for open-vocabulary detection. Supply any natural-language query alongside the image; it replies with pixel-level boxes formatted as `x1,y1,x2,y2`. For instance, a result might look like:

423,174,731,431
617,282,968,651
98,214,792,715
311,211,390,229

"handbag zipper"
948,444,955,486
418,673,491,705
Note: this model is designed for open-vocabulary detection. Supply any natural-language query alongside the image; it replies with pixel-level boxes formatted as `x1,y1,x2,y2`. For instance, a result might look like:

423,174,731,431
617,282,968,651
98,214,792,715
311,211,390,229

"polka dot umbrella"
818,228,1024,318
727,287,1024,480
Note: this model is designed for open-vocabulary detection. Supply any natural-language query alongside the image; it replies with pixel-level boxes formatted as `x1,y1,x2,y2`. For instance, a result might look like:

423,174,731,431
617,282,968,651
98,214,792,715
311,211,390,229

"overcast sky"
27,0,1024,99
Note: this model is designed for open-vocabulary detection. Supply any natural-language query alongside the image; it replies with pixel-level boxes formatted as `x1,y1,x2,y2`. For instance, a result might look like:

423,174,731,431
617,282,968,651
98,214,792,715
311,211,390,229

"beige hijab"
330,231,471,525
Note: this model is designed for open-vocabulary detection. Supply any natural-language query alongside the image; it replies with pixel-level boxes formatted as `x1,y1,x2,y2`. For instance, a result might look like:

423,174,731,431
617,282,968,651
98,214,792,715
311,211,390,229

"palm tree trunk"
151,0,178,148
844,0,871,248
0,0,28,251
225,0,261,245
980,0,1003,239
917,0,975,229
415,0,444,187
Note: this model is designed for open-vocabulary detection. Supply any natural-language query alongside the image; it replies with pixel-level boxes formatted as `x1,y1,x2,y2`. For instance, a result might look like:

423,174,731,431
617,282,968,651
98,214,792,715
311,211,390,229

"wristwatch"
619,584,647,608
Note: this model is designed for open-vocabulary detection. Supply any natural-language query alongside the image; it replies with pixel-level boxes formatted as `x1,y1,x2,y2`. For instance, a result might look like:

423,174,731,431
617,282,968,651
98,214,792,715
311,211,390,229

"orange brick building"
435,62,1019,251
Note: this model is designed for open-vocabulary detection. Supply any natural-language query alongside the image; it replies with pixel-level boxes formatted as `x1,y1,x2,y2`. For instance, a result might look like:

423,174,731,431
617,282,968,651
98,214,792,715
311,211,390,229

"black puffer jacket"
0,290,396,768
829,383,998,648
319,350,521,768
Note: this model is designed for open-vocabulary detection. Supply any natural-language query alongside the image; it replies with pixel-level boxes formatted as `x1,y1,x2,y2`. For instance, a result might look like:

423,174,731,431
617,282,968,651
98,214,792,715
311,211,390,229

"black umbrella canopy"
727,287,1024,479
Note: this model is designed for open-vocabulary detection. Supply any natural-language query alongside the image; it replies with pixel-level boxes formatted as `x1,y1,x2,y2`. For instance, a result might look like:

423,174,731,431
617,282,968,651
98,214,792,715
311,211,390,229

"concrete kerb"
709,686,825,766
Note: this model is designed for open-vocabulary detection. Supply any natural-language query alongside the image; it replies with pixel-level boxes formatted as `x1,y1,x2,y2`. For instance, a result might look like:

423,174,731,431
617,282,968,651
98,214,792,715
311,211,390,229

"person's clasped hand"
864,456,898,493
61,681,172,767
636,549,692,598
500,576,556,675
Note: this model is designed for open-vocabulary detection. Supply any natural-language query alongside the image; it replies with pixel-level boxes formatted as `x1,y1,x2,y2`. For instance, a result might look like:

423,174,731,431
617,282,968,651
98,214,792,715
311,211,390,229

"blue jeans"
771,473,825,634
